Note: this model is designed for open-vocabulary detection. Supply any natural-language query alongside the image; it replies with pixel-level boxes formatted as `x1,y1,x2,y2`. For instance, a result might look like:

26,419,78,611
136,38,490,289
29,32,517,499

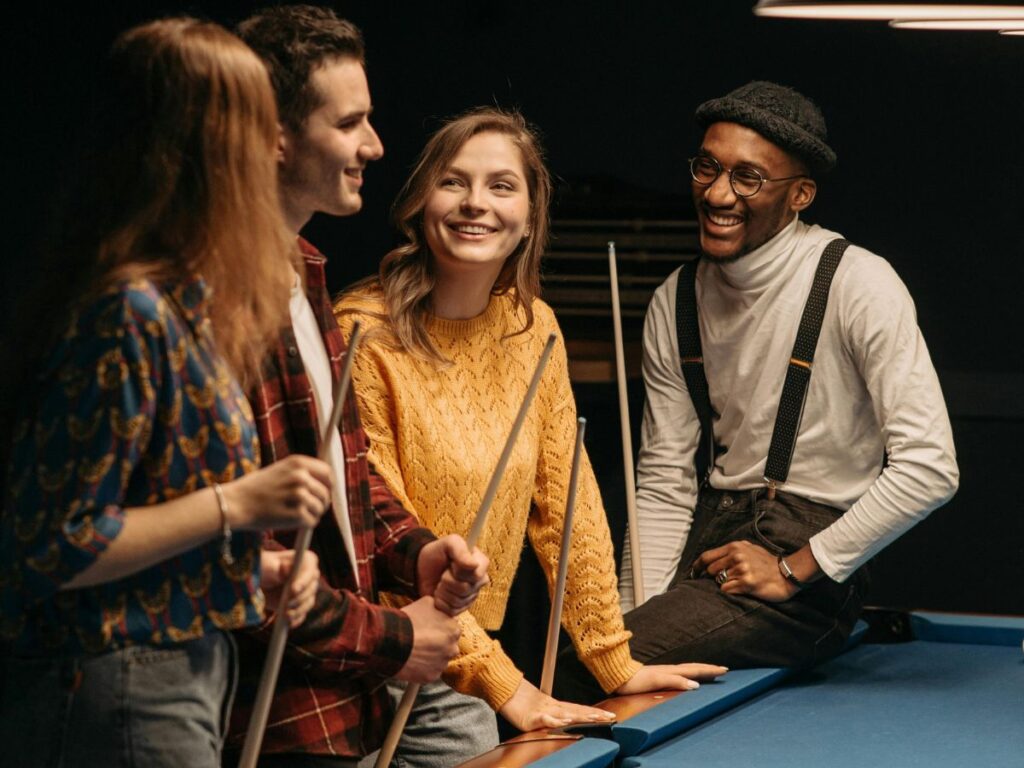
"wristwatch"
777,555,807,589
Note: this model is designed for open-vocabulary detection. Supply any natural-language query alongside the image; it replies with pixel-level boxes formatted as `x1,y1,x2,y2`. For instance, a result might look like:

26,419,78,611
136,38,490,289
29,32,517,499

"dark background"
5,2,1022,682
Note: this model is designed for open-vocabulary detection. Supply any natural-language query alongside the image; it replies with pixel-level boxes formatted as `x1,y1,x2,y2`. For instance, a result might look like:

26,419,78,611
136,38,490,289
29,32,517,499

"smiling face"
422,131,531,281
693,122,816,263
278,56,383,231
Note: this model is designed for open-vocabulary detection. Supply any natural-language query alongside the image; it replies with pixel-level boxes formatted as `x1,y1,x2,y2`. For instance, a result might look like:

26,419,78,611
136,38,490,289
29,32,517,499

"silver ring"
716,570,729,585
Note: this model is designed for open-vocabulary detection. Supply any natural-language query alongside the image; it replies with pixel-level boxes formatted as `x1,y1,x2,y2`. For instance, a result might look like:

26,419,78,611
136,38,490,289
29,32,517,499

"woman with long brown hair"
336,107,724,766
0,18,330,767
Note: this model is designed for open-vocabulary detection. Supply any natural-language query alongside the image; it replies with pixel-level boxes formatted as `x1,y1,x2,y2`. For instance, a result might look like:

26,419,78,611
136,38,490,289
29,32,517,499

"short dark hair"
236,5,365,130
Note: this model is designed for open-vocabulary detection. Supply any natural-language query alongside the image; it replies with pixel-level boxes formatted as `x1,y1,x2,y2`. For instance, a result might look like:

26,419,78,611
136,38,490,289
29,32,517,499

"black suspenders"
675,258,715,484
675,238,852,495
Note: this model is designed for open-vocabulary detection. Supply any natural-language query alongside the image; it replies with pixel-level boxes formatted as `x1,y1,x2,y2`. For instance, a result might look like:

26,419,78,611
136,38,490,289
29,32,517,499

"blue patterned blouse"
0,276,264,655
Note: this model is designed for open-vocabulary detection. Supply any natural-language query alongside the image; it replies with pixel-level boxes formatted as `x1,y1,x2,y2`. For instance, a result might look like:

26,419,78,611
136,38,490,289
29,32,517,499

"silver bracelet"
777,555,805,589
212,483,234,565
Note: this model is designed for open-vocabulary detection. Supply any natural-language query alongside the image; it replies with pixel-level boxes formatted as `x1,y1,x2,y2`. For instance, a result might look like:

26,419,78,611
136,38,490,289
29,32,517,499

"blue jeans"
553,487,869,703
358,680,498,768
0,631,236,768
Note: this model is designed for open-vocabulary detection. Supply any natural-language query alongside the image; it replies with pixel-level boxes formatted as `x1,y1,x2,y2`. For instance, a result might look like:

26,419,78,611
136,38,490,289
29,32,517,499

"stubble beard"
698,211,793,265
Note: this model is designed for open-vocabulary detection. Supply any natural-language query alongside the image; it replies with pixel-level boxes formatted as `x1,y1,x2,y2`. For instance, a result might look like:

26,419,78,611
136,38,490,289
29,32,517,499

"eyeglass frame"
688,154,809,198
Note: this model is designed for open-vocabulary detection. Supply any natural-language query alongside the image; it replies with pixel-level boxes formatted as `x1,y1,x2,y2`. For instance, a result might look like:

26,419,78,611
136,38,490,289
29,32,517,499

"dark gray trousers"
553,487,868,703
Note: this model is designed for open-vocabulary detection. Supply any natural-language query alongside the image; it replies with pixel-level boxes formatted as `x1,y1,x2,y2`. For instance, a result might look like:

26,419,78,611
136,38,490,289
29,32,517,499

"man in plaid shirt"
225,7,490,766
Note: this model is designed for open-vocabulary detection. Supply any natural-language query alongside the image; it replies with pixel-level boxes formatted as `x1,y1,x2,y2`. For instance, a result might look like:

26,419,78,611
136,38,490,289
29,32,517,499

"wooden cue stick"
539,417,587,696
237,322,363,768
375,332,558,768
324,324,364,574
609,241,645,606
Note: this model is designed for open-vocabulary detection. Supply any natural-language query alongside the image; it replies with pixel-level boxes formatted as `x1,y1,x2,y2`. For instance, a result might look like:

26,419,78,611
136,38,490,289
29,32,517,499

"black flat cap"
695,81,836,174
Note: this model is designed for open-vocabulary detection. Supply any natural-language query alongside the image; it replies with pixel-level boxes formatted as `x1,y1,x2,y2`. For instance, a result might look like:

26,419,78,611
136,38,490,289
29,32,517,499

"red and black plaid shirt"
227,239,434,758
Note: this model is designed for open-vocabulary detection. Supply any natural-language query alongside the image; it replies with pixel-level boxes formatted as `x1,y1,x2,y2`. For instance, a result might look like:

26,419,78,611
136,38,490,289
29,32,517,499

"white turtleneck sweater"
619,217,958,610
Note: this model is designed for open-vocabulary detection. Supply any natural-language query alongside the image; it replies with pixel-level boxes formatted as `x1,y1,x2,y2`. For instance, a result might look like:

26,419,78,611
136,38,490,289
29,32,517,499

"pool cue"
237,322,363,768
375,332,558,768
539,417,587,696
609,241,645,606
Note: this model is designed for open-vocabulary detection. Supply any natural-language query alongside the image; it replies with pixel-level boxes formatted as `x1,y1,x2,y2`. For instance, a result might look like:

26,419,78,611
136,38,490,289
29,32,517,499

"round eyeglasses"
689,155,808,198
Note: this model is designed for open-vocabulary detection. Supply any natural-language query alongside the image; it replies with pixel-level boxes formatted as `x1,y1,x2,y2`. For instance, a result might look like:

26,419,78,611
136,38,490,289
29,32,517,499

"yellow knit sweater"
334,289,641,709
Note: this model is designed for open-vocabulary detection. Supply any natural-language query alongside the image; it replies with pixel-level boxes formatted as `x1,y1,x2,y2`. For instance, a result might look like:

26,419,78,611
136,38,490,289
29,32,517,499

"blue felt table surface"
610,667,791,756
622,640,1024,768
608,621,871,757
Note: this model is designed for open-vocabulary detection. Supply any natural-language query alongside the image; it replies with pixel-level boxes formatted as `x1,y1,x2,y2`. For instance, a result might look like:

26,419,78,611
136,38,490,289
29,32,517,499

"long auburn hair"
9,17,293,388
345,107,552,364
1,17,294,476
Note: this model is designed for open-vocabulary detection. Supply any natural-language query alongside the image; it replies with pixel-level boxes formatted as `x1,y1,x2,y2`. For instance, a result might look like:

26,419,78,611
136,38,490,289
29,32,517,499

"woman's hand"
260,548,320,628
416,534,490,616
223,454,332,531
498,679,615,731
613,663,728,695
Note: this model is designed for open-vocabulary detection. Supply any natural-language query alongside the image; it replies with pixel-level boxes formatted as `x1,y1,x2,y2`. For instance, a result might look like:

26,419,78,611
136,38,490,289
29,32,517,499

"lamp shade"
890,16,1024,25
753,1,1024,19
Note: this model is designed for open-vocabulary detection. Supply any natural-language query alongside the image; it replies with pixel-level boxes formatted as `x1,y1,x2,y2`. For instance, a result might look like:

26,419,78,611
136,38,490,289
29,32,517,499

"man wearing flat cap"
556,81,958,696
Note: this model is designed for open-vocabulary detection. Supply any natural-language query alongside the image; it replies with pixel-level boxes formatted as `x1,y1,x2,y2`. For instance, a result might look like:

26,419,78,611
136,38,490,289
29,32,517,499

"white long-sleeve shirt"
618,217,958,611
289,273,358,586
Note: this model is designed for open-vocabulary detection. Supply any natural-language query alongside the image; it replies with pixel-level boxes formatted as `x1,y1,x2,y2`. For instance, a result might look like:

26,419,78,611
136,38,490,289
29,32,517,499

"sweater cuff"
584,644,644,694
478,652,524,710
445,649,524,711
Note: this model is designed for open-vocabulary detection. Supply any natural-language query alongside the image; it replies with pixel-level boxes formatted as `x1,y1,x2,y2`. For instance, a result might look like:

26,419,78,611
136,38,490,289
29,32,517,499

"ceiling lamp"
890,16,1024,25
753,2,1024,19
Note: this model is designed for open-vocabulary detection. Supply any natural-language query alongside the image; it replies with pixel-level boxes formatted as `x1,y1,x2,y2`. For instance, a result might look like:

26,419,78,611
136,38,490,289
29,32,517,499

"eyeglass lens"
690,156,764,197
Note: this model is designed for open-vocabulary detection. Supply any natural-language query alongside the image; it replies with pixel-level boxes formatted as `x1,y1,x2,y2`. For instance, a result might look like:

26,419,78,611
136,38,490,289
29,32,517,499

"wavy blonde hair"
11,17,293,391
343,107,552,364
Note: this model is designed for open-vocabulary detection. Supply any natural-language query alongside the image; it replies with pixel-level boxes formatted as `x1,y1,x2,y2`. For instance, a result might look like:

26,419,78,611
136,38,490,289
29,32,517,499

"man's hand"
498,679,615,731
614,663,728,695
692,540,817,602
395,596,461,683
260,548,320,628
417,534,490,617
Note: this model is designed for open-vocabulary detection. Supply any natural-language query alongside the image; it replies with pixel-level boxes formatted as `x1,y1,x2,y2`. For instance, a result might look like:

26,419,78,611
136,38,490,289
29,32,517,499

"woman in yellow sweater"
336,107,723,765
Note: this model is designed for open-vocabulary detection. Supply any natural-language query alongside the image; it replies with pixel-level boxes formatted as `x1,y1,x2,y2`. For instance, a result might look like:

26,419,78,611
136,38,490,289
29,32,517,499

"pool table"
457,611,1024,768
